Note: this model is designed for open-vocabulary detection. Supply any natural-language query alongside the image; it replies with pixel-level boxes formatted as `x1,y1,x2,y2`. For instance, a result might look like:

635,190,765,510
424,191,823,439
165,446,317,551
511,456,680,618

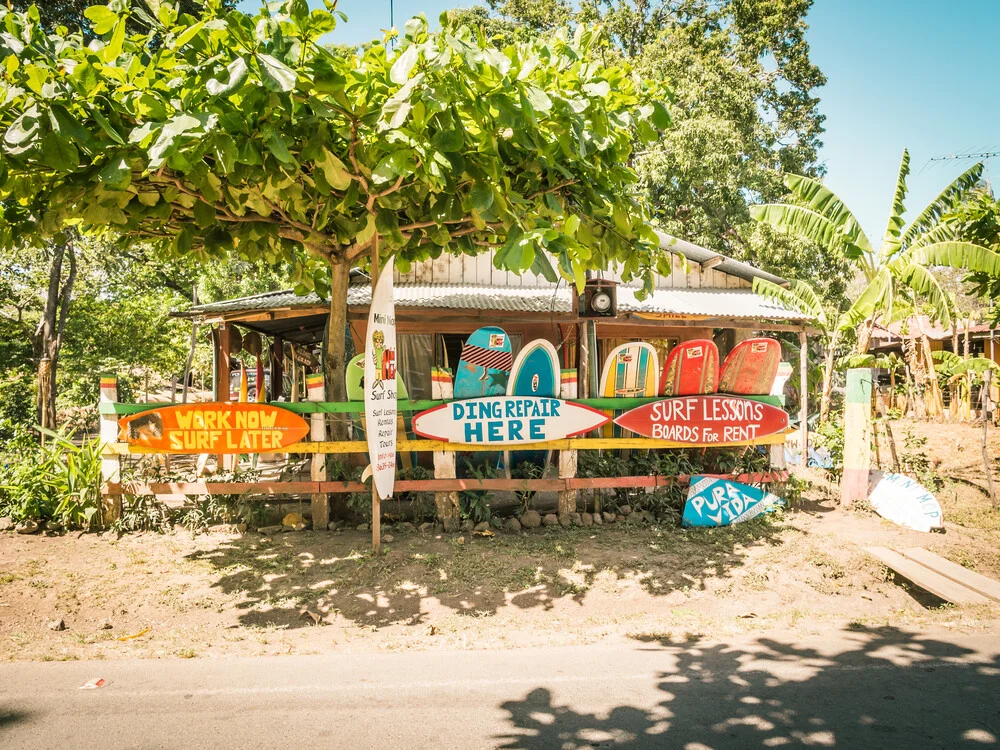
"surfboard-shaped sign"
413,397,609,445
660,339,720,396
683,476,782,527
719,338,781,395
868,472,943,533
118,403,309,454
613,394,789,444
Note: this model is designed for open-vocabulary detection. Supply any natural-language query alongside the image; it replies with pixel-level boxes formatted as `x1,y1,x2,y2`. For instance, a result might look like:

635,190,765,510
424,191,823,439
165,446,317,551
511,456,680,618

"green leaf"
267,132,295,164
909,241,1000,277
103,18,126,61
784,173,872,254
431,128,463,152
524,86,552,113
174,20,205,49
40,131,78,171
256,54,297,92
390,44,419,85
193,199,215,227
98,156,131,189
317,148,352,191
355,213,376,248
148,113,203,168
583,81,610,98
469,182,493,212
206,58,249,97
750,204,841,251
881,149,910,250
83,6,119,35
901,162,983,248
650,101,670,130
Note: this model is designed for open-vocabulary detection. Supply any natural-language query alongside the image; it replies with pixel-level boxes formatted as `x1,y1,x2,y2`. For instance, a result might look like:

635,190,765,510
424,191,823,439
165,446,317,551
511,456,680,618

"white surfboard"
868,472,943,533
413,396,609,445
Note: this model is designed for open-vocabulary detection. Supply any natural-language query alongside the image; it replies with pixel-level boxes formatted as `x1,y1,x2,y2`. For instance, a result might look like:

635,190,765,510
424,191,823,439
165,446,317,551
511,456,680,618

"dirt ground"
2,420,999,662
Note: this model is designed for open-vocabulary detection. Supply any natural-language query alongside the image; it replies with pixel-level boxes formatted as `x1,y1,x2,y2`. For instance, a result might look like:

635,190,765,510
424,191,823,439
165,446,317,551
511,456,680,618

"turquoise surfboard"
506,339,559,472
682,476,782,527
454,326,513,400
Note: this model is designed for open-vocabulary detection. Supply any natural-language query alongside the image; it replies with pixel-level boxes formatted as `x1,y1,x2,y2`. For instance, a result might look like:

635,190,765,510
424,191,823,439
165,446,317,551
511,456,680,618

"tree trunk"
919,331,944,419
964,319,971,360
182,286,198,404
33,236,78,437
324,261,352,441
819,329,839,425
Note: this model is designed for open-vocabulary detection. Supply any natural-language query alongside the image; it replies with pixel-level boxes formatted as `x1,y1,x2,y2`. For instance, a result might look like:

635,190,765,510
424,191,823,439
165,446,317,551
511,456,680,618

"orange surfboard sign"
118,403,310,454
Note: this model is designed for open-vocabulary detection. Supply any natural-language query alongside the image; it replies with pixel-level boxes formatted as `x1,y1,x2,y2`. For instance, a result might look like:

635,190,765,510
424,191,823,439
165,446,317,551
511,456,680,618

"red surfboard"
614,395,789,444
659,339,720,396
719,338,781,395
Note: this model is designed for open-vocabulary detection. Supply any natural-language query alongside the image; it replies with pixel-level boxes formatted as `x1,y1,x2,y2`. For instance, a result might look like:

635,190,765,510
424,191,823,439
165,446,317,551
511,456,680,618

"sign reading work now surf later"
118,403,310,454
413,397,609,445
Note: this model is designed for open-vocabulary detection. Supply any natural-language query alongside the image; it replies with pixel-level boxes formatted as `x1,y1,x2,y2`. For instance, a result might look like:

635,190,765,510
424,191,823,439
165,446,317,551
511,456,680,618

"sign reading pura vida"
413,397,608,445
118,403,309,454
614,394,789,444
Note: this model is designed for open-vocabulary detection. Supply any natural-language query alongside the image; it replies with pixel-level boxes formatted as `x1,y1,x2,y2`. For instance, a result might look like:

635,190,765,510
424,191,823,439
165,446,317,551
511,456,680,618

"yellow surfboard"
599,342,659,438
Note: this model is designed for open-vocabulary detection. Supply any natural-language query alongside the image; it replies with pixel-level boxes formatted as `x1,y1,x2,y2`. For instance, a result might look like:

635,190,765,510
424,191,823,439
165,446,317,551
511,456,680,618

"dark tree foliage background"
8,0,236,37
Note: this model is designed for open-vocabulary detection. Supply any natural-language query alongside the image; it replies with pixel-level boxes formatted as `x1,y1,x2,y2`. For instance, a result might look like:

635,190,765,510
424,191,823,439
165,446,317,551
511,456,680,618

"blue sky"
240,0,999,244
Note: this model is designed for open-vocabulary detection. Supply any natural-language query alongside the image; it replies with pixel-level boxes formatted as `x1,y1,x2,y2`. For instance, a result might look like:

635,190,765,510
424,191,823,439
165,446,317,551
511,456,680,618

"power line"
929,151,1000,162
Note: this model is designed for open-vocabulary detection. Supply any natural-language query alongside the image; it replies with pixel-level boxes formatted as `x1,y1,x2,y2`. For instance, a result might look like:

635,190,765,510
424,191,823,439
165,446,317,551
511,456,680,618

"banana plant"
752,150,1000,353
932,350,998,421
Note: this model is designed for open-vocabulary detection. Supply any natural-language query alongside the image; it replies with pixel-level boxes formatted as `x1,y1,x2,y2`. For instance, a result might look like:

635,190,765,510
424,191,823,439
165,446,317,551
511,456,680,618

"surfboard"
660,339,720,396
506,339,559,471
454,326,513,400
346,353,412,468
719,338,781,395
868,472,944,533
599,342,659,438
413,397,608,444
682,476,782,527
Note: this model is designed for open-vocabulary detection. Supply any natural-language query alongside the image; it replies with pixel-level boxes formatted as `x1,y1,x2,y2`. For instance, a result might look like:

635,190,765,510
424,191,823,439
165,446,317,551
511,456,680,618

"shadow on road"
183,519,789,630
495,625,1000,748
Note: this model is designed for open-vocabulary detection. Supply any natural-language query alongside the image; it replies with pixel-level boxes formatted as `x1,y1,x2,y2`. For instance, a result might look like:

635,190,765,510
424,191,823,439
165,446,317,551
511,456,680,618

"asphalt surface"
2,627,998,749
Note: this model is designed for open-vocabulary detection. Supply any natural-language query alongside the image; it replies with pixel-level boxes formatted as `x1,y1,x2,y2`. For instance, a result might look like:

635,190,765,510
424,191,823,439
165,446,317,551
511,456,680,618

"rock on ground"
569,512,582,526
47,618,66,632
16,520,40,535
581,513,593,527
619,505,633,516
473,521,491,533
602,512,616,524
0,517,13,531
258,525,283,536
504,517,522,532
520,510,542,529
419,522,435,533
461,519,475,532
592,512,603,525
542,513,559,527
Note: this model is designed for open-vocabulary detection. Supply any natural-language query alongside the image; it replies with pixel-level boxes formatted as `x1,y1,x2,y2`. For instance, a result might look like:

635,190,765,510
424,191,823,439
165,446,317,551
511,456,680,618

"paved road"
2,627,998,749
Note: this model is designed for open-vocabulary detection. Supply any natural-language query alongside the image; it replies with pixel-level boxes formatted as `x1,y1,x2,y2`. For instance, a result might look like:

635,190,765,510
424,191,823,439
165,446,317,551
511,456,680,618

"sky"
239,0,1000,244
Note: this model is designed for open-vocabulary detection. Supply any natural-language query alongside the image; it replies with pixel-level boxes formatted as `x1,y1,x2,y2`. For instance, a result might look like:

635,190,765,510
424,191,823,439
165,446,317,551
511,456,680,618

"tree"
453,0,846,298
7,0,236,39
0,2,668,438
751,150,1000,357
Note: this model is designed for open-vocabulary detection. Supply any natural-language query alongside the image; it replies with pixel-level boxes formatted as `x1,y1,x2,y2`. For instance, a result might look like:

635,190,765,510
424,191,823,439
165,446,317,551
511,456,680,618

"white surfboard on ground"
868,471,943,533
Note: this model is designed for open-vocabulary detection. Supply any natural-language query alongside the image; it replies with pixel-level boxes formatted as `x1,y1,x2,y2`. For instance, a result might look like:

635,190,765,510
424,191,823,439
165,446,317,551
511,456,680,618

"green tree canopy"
0,1,669,412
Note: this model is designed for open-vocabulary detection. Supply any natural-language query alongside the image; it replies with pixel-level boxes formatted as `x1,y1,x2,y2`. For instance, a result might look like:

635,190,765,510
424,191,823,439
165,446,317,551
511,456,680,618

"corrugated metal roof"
619,287,813,320
174,289,326,317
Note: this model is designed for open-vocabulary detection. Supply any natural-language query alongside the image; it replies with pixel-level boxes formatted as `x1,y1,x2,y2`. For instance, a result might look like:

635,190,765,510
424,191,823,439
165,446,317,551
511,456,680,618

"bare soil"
2,420,998,662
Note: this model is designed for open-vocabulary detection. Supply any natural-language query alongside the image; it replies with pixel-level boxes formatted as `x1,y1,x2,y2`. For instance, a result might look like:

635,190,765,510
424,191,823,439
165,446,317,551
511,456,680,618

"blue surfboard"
454,326,513,400
682,476,782,527
506,339,559,472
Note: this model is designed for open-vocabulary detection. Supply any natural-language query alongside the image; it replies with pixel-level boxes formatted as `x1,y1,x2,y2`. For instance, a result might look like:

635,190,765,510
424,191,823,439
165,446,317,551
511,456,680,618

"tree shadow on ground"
495,625,1000,748
184,516,791,631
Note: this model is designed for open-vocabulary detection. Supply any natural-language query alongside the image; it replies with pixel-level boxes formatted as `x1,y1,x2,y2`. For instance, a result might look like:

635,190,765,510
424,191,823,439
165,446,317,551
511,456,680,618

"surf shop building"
150,232,817,527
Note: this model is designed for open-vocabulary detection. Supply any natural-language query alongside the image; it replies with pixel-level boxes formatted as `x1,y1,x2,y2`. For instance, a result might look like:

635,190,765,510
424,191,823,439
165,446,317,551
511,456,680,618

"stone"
288,523,307,532
643,511,658,524
282,512,305,527
602,512,616,524
47,618,66,632
520,510,542,529
356,523,369,531
504,517,522,532
328,521,340,531
258,525,282,536
461,519,475,532
442,517,459,532
570,512,582,527
99,620,113,630
473,521,491,533
419,522,435,533
557,513,572,528
581,513,593,527
16,520,40,535
592,512,603,525
0,516,13,531
383,534,394,543
619,505,633,516
542,513,559,527
401,522,416,533
457,536,465,545
236,523,248,534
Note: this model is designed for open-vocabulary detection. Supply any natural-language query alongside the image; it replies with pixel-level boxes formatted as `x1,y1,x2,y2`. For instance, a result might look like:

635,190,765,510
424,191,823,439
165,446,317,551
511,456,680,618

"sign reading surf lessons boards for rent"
365,257,397,499
614,394,788,444
413,397,609,445
118,403,309,454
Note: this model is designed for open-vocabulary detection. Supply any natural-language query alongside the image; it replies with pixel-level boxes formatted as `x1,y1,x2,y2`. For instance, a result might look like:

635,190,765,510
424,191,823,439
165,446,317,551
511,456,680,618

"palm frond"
784,174,873,253
909,241,1000,276
880,149,911,254
895,263,952,328
901,162,984,247
752,277,827,327
839,267,892,331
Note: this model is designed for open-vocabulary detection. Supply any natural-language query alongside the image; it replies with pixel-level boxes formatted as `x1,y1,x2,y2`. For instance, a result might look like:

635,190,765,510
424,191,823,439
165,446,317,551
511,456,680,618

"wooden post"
558,369,578,515
431,370,459,530
306,373,328,530
99,375,121,526
798,329,809,460
841,368,873,508
370,235,381,553
271,335,284,401
982,370,997,507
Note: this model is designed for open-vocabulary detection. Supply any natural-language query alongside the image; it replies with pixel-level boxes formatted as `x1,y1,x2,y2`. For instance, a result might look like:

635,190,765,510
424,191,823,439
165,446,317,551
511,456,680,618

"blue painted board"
507,339,559,470
682,476,782,527
454,326,513,400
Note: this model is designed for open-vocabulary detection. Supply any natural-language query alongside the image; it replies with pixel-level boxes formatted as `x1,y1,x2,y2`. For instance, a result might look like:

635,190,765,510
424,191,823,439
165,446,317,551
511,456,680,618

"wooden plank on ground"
900,548,1000,603
864,547,989,605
